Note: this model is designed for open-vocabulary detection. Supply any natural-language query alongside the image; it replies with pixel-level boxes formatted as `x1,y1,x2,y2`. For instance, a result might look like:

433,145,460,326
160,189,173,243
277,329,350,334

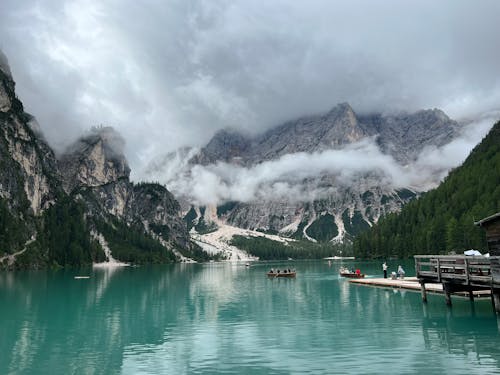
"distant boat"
267,270,296,278
323,256,355,260
339,267,365,278
74,276,90,279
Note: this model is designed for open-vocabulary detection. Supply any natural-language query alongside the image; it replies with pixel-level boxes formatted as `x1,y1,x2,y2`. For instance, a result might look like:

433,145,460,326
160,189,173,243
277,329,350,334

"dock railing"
415,255,500,311
414,255,492,287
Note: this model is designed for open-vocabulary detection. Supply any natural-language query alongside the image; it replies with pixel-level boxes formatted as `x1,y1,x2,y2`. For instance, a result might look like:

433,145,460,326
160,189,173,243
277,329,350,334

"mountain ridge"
191,103,459,167
0,56,201,269
159,102,462,243
353,120,500,258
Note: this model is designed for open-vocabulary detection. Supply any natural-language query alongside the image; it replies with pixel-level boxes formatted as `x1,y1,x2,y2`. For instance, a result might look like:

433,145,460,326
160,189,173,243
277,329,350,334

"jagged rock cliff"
59,127,130,193
156,103,459,242
0,53,60,226
59,127,192,252
194,103,458,166
0,51,198,268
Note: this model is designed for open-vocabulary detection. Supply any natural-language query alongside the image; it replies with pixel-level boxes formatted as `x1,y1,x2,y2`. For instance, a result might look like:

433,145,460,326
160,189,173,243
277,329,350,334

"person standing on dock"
383,262,388,278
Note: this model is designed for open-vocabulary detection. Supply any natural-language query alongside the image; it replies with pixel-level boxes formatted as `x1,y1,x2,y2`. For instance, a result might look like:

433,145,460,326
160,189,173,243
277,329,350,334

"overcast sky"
1,0,500,176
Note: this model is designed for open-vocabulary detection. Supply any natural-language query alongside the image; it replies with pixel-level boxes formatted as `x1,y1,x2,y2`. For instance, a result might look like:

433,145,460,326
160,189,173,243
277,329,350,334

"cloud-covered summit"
1,0,500,175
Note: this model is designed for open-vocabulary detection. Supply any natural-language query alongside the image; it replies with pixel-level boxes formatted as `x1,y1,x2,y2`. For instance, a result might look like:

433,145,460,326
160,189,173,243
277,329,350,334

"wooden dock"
413,255,500,312
349,277,491,298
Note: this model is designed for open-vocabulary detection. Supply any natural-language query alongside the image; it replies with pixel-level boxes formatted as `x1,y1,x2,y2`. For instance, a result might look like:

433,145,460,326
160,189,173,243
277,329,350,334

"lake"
1,260,500,374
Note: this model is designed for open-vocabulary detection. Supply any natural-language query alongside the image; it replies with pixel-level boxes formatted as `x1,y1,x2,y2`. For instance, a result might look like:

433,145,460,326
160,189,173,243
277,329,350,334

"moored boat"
267,269,296,278
339,267,365,278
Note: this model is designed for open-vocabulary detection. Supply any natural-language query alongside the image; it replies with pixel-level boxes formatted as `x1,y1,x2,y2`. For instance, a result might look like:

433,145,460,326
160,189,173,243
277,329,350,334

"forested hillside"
353,121,500,259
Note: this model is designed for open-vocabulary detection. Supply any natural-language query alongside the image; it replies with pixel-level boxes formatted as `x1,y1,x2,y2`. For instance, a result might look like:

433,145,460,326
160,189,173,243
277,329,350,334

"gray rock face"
59,127,130,193
191,129,251,166
250,103,365,163
59,128,192,250
193,103,458,166
182,103,458,242
0,53,195,267
0,49,12,79
0,68,60,217
359,109,458,164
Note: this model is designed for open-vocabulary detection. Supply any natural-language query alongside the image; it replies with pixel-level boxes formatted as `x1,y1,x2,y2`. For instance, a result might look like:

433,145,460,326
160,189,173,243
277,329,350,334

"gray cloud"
147,117,496,206
1,0,500,176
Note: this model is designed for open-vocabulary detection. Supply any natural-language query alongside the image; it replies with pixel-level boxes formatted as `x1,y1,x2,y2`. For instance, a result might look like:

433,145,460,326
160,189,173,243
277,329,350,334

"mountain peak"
59,126,130,192
0,49,12,79
327,102,354,116
191,127,251,165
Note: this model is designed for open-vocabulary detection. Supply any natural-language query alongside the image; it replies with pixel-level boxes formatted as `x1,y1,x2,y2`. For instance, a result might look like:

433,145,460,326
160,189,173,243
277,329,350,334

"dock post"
443,283,452,307
469,290,474,301
419,281,427,303
492,289,500,314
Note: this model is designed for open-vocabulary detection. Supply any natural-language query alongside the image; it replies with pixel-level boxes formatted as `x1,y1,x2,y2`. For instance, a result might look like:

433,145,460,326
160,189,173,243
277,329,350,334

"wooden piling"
493,290,500,314
420,281,427,303
443,283,452,306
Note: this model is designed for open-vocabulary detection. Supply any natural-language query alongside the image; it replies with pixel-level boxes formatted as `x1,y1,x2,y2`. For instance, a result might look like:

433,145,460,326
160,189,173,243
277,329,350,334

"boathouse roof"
475,212,500,226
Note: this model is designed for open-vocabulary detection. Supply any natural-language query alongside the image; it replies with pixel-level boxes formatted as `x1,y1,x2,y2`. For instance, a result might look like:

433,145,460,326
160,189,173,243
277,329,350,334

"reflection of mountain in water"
2,263,500,374
0,266,202,374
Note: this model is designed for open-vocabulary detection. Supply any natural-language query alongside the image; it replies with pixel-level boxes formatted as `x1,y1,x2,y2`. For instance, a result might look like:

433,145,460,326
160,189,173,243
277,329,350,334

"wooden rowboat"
340,272,365,278
339,267,365,278
267,271,296,278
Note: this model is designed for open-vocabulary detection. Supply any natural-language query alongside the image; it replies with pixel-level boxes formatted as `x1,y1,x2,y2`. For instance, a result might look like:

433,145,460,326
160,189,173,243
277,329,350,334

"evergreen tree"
353,121,500,258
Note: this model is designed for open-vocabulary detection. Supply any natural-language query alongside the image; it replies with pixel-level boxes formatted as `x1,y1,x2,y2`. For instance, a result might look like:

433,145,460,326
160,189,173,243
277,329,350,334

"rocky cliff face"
0,54,60,218
0,51,197,268
160,103,459,242
59,127,130,193
359,109,458,164
194,103,458,166
59,127,192,252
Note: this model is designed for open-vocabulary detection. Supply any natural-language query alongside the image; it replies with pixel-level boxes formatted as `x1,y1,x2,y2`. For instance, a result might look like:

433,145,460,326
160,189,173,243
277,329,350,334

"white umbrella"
464,249,482,256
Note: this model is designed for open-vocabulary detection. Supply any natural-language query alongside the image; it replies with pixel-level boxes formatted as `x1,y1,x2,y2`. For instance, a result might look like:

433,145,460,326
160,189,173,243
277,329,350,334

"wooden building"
414,212,500,313
475,212,500,256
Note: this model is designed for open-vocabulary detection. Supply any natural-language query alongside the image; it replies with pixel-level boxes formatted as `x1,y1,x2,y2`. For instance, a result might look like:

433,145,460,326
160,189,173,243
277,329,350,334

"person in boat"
383,262,388,278
355,269,361,276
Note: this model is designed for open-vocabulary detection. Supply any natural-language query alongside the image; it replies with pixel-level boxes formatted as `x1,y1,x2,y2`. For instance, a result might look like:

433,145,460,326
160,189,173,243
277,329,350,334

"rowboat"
267,270,296,278
339,267,365,278
340,271,365,278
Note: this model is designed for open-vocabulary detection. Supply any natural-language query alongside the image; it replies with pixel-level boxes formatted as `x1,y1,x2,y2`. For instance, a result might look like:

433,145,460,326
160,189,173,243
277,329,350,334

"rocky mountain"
194,103,458,166
0,51,62,265
353,120,500,258
157,103,460,243
0,52,198,269
59,127,192,251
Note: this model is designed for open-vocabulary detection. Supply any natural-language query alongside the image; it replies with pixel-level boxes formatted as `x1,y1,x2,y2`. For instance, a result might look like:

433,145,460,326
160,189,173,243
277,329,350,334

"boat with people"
339,266,365,278
267,268,296,278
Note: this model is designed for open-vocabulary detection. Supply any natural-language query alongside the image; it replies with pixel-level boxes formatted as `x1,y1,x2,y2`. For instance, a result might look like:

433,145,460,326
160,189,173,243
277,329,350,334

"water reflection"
421,301,500,369
1,261,500,374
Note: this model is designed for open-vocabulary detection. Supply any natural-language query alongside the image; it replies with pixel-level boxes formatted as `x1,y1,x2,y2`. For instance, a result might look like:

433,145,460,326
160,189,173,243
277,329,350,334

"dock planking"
348,277,491,298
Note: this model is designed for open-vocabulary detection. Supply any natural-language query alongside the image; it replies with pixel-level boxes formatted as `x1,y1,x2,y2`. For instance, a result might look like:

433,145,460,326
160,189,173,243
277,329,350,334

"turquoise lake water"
1,260,500,374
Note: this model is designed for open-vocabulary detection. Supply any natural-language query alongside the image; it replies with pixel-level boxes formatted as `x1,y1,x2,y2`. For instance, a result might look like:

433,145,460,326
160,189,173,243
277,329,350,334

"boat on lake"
339,267,365,278
267,269,296,278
